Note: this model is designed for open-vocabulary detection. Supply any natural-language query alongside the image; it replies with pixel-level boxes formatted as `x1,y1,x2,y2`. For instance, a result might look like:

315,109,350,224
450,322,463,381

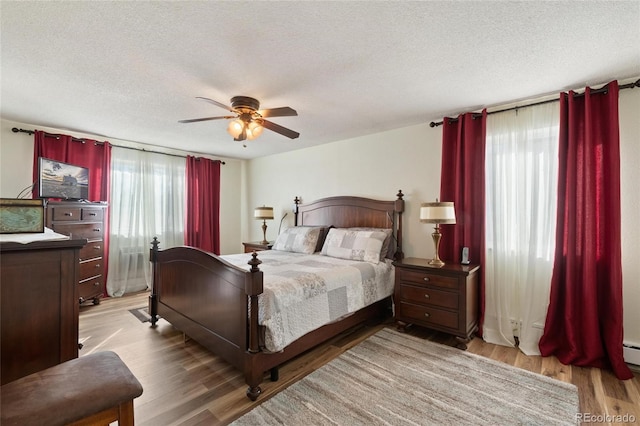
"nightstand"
242,241,273,253
393,257,479,349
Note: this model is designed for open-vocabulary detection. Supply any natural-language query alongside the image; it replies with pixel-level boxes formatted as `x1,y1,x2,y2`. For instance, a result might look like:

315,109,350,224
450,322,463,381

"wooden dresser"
46,201,108,305
0,238,86,384
393,257,479,349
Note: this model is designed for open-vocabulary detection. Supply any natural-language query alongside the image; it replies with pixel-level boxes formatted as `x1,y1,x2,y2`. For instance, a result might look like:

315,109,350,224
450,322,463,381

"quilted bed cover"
221,250,394,352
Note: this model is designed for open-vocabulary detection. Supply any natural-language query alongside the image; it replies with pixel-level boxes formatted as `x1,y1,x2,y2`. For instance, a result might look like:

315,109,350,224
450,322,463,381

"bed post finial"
293,196,301,226
247,252,263,355
150,237,159,261
395,190,405,260
248,251,262,273
149,237,160,326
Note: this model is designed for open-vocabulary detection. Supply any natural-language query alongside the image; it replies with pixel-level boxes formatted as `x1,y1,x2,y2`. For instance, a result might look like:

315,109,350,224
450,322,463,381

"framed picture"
0,199,45,234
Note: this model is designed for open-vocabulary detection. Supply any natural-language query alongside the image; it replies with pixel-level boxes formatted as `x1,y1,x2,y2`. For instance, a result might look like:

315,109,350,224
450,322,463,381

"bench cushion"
1,351,143,426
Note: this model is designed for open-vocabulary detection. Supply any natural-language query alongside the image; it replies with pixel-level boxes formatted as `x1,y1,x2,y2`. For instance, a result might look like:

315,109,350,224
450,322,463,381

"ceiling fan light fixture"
227,119,244,139
246,121,264,140
183,95,298,143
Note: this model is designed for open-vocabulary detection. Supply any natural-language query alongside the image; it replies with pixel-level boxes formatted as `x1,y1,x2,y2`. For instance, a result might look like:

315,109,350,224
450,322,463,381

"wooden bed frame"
148,191,404,400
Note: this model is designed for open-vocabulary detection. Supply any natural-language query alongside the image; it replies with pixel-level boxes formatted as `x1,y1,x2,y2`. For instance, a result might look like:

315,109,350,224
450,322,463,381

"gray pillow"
272,226,322,254
347,227,393,260
320,228,387,264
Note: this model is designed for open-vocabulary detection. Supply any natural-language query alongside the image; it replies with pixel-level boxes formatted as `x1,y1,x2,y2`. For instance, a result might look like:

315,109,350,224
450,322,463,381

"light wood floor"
79,291,639,426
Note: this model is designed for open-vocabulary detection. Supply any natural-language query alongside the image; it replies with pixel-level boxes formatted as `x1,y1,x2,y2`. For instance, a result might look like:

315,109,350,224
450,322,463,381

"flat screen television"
38,157,89,200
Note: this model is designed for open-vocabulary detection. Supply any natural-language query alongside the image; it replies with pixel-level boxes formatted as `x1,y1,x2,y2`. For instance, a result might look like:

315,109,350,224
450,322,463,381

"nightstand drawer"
398,302,458,330
397,284,458,309
396,269,458,290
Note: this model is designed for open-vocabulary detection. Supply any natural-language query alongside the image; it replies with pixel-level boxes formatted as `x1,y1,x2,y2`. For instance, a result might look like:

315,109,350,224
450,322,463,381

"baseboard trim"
623,341,640,366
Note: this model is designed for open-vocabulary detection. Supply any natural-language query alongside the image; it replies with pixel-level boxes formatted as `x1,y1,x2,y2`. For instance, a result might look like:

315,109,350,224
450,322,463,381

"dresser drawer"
81,208,104,221
396,269,458,290
397,284,458,310
79,240,104,261
52,223,104,241
398,302,459,330
78,278,103,301
51,206,82,221
79,258,103,281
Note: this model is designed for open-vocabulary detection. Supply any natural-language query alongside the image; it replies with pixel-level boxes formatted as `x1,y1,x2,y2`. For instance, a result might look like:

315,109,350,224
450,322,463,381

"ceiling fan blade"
196,97,234,112
178,116,234,123
261,119,300,139
260,107,298,118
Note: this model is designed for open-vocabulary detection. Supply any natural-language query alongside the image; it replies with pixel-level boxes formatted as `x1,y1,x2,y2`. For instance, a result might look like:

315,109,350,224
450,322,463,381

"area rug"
232,328,579,425
128,306,153,323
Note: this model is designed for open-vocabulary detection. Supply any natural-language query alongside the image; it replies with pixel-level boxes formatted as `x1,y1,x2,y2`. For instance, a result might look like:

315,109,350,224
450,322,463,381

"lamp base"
430,225,445,267
261,220,268,245
428,258,445,267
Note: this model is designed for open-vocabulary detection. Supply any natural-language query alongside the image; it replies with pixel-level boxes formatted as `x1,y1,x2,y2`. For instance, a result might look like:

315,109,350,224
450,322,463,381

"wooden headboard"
294,190,405,259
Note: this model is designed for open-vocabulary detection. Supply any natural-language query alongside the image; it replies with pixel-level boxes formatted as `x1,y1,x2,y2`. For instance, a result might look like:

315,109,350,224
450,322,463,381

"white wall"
0,118,244,255
619,88,640,346
245,123,443,260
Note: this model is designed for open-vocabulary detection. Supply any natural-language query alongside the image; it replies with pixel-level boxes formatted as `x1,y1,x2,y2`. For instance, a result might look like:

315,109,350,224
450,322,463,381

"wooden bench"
1,351,143,426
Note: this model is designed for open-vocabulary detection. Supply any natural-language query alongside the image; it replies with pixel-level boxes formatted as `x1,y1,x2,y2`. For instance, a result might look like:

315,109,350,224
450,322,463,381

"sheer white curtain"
483,103,559,355
107,147,185,297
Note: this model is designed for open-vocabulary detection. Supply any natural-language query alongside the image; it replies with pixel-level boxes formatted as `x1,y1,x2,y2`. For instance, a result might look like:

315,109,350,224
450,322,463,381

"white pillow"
320,228,387,264
272,226,322,254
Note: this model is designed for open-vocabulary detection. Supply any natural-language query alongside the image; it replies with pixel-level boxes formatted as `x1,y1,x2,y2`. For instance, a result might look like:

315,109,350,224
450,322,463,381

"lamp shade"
419,201,456,224
254,206,274,220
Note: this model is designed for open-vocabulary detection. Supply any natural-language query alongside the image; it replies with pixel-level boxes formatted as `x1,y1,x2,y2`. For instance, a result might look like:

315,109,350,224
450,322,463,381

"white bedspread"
221,250,394,352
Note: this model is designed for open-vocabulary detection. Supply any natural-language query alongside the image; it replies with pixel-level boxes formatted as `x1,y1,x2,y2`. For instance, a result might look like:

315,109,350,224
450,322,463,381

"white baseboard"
623,341,640,366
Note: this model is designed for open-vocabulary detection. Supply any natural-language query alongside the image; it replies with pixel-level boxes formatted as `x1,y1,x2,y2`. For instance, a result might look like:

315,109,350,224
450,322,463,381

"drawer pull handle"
93,228,101,232
95,264,101,269
88,212,97,216
424,312,430,318
64,212,73,217
94,246,101,250
424,294,430,299
423,277,430,282
93,282,100,287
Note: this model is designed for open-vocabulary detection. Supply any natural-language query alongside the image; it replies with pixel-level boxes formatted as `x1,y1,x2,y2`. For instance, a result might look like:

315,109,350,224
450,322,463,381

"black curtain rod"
10,127,225,164
429,78,640,128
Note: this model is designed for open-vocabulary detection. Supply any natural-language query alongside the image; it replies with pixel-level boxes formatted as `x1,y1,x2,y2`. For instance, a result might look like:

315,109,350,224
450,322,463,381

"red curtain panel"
539,81,632,380
439,110,486,336
31,131,112,202
185,156,221,254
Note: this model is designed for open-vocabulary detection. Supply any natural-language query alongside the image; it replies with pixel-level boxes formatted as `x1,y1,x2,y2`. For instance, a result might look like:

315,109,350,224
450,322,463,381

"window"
107,148,186,296
483,103,559,355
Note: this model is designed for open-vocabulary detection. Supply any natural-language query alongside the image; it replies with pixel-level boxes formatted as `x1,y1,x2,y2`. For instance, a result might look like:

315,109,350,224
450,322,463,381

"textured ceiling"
1,1,639,160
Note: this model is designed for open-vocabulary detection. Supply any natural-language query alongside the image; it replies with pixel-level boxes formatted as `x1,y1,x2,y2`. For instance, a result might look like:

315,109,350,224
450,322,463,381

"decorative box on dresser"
46,201,107,305
393,257,480,349
242,241,273,253
0,238,86,385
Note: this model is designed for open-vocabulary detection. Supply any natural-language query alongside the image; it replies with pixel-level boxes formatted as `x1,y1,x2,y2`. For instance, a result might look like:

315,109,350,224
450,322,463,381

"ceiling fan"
179,96,300,143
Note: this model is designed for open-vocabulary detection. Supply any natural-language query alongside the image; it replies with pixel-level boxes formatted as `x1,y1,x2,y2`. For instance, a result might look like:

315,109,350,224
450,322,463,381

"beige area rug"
232,328,579,425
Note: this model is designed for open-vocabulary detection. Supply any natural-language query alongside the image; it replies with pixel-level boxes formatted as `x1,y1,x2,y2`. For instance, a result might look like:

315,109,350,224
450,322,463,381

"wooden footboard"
149,238,263,372
149,191,405,400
